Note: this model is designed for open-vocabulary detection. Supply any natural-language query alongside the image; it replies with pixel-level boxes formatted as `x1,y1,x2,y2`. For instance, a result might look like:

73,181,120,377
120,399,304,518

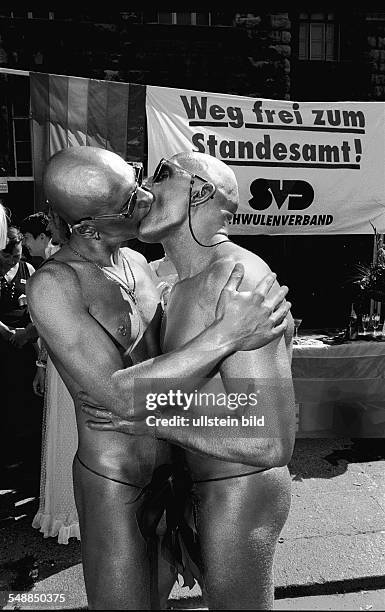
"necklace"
67,243,138,306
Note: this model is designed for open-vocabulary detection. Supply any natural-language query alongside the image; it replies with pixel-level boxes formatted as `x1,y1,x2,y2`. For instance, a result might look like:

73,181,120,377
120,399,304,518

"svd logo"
249,179,314,211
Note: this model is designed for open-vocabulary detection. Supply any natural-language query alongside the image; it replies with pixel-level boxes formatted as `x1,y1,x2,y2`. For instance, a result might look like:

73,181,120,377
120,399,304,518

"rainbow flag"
30,72,146,208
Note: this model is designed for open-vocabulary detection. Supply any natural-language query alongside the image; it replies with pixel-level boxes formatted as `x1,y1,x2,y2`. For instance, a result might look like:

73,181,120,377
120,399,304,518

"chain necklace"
67,243,138,306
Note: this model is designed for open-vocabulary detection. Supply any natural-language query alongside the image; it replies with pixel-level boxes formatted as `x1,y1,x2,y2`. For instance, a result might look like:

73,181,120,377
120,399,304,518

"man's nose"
137,185,154,207
142,176,152,190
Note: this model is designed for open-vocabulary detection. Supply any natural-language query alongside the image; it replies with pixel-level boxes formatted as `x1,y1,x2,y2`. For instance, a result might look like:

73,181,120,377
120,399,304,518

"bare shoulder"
207,243,274,292
26,258,81,305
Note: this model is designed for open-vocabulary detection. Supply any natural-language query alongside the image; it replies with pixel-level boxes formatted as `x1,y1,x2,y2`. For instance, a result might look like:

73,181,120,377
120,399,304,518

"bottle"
346,303,358,340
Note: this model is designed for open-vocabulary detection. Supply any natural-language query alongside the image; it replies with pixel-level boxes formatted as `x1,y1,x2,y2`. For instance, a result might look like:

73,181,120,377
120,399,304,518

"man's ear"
190,182,216,207
72,222,100,240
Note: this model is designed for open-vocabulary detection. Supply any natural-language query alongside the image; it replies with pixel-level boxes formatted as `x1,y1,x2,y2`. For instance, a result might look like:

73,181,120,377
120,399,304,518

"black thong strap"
75,454,202,605
193,467,268,483
75,453,142,490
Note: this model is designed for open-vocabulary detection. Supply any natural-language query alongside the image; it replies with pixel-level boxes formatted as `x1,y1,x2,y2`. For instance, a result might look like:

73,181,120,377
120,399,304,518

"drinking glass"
371,313,380,337
362,314,370,335
293,318,303,339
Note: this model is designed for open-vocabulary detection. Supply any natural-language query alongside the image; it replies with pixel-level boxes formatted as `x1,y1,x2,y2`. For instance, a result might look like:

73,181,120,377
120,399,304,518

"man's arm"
27,260,288,419
9,322,39,347
9,262,38,348
0,319,15,341
153,268,295,468
81,264,293,468
165,335,295,466
148,346,295,468
219,316,296,468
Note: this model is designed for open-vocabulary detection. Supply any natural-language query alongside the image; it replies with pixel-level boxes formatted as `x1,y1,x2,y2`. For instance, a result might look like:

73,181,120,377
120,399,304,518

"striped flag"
30,72,146,210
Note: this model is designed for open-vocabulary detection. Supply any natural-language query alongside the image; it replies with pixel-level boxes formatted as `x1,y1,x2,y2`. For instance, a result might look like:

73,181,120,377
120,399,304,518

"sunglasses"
153,158,215,202
73,162,144,225
153,158,227,249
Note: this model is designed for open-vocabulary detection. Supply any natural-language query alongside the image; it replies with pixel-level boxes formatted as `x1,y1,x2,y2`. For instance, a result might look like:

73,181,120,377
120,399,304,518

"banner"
30,72,146,209
146,85,385,234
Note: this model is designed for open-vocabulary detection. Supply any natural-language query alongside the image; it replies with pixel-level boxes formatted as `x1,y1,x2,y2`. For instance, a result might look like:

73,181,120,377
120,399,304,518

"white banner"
146,85,385,235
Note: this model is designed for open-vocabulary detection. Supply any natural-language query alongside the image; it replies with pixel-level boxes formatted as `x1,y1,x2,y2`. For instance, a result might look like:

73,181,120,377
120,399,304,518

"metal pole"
0,67,30,76
377,234,384,317
370,231,377,316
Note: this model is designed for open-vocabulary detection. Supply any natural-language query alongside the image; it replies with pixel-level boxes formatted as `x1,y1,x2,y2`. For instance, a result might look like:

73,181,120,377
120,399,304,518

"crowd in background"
0,203,69,469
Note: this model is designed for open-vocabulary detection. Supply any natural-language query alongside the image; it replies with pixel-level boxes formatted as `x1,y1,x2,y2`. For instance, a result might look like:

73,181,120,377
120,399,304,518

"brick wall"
0,12,292,99
365,13,385,99
0,11,383,101
233,12,291,99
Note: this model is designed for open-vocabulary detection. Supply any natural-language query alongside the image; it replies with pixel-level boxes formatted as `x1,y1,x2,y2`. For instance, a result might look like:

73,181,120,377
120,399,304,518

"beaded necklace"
67,243,144,344
67,243,138,306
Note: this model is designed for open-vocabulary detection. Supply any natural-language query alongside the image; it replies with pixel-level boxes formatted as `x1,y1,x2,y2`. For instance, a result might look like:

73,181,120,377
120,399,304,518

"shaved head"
43,147,136,224
170,151,239,215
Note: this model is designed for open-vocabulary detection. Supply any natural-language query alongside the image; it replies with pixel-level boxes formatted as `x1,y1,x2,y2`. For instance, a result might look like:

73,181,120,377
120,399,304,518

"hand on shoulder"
208,248,274,294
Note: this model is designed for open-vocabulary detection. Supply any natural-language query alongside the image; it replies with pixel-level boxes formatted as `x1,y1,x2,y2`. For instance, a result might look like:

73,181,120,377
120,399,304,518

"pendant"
117,325,127,336
126,289,137,306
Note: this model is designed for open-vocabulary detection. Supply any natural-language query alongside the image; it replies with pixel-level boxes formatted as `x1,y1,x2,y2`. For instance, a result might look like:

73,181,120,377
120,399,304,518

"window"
298,12,339,61
12,118,32,177
8,77,32,177
9,10,54,19
157,12,211,25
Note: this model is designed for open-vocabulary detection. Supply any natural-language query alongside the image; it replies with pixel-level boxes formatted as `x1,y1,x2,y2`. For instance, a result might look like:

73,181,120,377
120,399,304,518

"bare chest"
162,278,216,353
78,266,161,362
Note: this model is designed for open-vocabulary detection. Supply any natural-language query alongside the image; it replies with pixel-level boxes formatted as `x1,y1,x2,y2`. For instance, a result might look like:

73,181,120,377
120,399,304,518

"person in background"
0,203,10,345
0,201,8,250
0,226,42,468
20,212,52,268
33,206,72,396
31,209,79,543
45,206,72,258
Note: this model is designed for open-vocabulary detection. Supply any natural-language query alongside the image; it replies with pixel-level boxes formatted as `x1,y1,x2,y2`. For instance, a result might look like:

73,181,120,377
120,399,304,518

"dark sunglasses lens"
153,159,166,183
127,162,143,186
136,166,143,186
124,189,137,218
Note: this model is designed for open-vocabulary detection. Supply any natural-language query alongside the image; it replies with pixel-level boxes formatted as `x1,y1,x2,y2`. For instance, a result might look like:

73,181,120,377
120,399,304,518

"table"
292,336,385,437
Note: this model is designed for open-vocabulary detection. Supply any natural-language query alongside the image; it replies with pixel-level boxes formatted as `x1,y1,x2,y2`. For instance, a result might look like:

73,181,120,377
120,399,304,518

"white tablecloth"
292,337,385,436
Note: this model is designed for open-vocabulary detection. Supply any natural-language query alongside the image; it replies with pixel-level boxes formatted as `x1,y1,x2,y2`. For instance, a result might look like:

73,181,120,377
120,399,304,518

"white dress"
32,241,80,544
32,357,80,544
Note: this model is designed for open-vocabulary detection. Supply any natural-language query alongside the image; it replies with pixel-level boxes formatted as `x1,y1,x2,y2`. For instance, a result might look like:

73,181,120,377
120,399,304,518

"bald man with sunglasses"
26,146,291,610
82,152,296,610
